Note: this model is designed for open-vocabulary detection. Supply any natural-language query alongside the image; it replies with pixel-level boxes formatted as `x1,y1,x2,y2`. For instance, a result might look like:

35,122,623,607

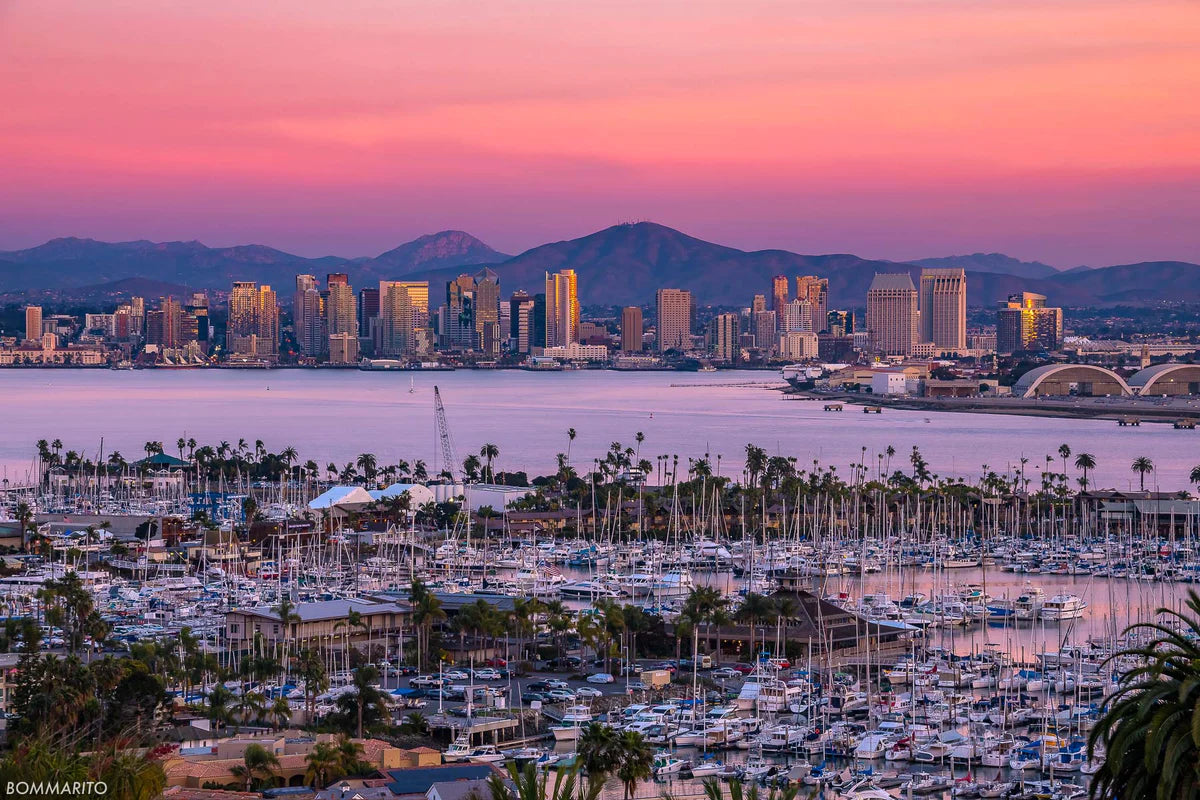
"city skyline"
2,1,1199,266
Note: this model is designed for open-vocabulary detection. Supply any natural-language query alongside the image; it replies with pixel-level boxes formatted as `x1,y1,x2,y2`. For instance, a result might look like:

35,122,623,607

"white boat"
558,580,621,600
1041,594,1088,621
550,706,595,741
653,754,687,777
443,734,474,762
465,745,505,764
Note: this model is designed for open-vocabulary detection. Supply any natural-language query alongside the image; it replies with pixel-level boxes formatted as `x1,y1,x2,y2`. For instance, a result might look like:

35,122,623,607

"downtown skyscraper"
545,269,579,348
866,273,918,356
919,268,967,352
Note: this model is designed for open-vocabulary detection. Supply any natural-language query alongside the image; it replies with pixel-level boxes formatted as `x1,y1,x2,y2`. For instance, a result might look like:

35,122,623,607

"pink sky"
2,0,1199,265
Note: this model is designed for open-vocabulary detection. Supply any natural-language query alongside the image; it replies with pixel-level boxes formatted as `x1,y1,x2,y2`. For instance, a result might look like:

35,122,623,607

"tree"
480,443,499,483
1058,443,1071,477
1190,464,1200,491
488,761,601,800
349,665,389,739
566,428,577,465
1131,456,1154,492
577,722,621,784
615,730,654,800
1075,452,1097,490
1088,591,1200,800
304,741,344,787
357,453,378,484
230,743,279,791
462,454,482,483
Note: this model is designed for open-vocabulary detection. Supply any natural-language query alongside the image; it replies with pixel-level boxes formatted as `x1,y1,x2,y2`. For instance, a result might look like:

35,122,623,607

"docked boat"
550,705,595,741
1041,594,1088,621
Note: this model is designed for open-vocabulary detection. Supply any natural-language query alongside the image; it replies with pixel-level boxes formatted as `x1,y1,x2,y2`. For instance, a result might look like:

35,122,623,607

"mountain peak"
367,231,510,275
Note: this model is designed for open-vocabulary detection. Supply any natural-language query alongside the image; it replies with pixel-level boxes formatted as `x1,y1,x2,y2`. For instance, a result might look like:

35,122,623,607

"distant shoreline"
789,390,1200,423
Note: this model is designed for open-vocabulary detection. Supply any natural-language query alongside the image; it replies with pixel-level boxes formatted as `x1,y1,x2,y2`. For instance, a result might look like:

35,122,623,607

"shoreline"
787,390,1200,424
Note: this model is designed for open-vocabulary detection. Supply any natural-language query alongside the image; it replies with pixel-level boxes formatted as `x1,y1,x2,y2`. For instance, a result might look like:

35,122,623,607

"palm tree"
615,730,654,800
578,722,621,783
1058,443,1071,476
1075,452,1097,490
1131,456,1154,491
269,696,292,729
356,453,378,484
735,592,773,657
462,454,482,483
566,428,577,465
230,743,279,791
1089,591,1200,800
488,761,601,800
480,443,500,483
304,741,344,787
1190,464,1200,492
350,665,389,739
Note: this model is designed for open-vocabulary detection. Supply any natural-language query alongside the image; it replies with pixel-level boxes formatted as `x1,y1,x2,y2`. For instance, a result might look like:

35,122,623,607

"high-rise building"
707,312,740,362
866,273,918,356
129,296,145,339
826,310,854,337
147,296,185,348
777,332,819,360
656,288,692,352
919,268,967,351
795,276,829,331
780,299,814,333
752,294,767,314
325,273,357,341
474,268,501,355
378,281,429,357
531,294,547,349
358,287,380,338
227,281,279,358
771,275,789,316
24,305,42,343
996,292,1063,354
621,306,643,353
545,270,579,348
186,292,210,341
509,291,535,354
293,274,324,356
753,310,776,352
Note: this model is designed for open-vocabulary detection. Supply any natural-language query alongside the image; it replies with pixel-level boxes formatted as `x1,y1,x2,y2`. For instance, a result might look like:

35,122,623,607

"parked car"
521,691,548,703
484,658,508,667
444,670,470,681
409,675,445,688
730,663,756,675
574,687,603,698
711,667,741,680
473,668,501,680
621,663,643,675
586,672,615,684
546,689,576,702
627,681,649,691
526,680,552,692
545,679,571,690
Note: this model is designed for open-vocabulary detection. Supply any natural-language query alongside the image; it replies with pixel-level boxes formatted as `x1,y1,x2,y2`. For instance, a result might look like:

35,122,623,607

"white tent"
307,485,375,511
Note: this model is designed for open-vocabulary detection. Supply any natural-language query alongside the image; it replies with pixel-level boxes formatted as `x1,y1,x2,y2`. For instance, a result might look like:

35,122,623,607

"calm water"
0,368,1195,490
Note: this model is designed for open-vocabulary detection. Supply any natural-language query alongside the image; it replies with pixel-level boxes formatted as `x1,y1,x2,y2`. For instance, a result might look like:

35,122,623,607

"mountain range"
2,223,1196,308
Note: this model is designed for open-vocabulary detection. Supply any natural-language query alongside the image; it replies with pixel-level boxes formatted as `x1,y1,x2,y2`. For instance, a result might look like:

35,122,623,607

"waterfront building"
919,268,967,351
777,331,818,360
656,288,692,352
770,275,788,314
707,312,740,361
541,342,609,361
621,306,643,352
544,269,579,348
817,333,856,361
871,370,910,395
997,291,1063,353
293,274,324,356
379,281,416,356
226,281,279,359
24,305,42,343
795,275,829,330
328,331,359,365
753,310,776,352
866,273,918,356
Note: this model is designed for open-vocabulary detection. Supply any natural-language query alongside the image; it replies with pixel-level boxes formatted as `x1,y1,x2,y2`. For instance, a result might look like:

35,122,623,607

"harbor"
2,415,1198,800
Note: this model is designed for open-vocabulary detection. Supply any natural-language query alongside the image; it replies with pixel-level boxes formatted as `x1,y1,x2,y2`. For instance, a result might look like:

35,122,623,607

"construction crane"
433,385,457,478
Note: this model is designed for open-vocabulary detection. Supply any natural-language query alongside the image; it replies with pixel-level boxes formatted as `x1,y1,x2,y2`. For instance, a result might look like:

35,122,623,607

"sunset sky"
2,0,1199,265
